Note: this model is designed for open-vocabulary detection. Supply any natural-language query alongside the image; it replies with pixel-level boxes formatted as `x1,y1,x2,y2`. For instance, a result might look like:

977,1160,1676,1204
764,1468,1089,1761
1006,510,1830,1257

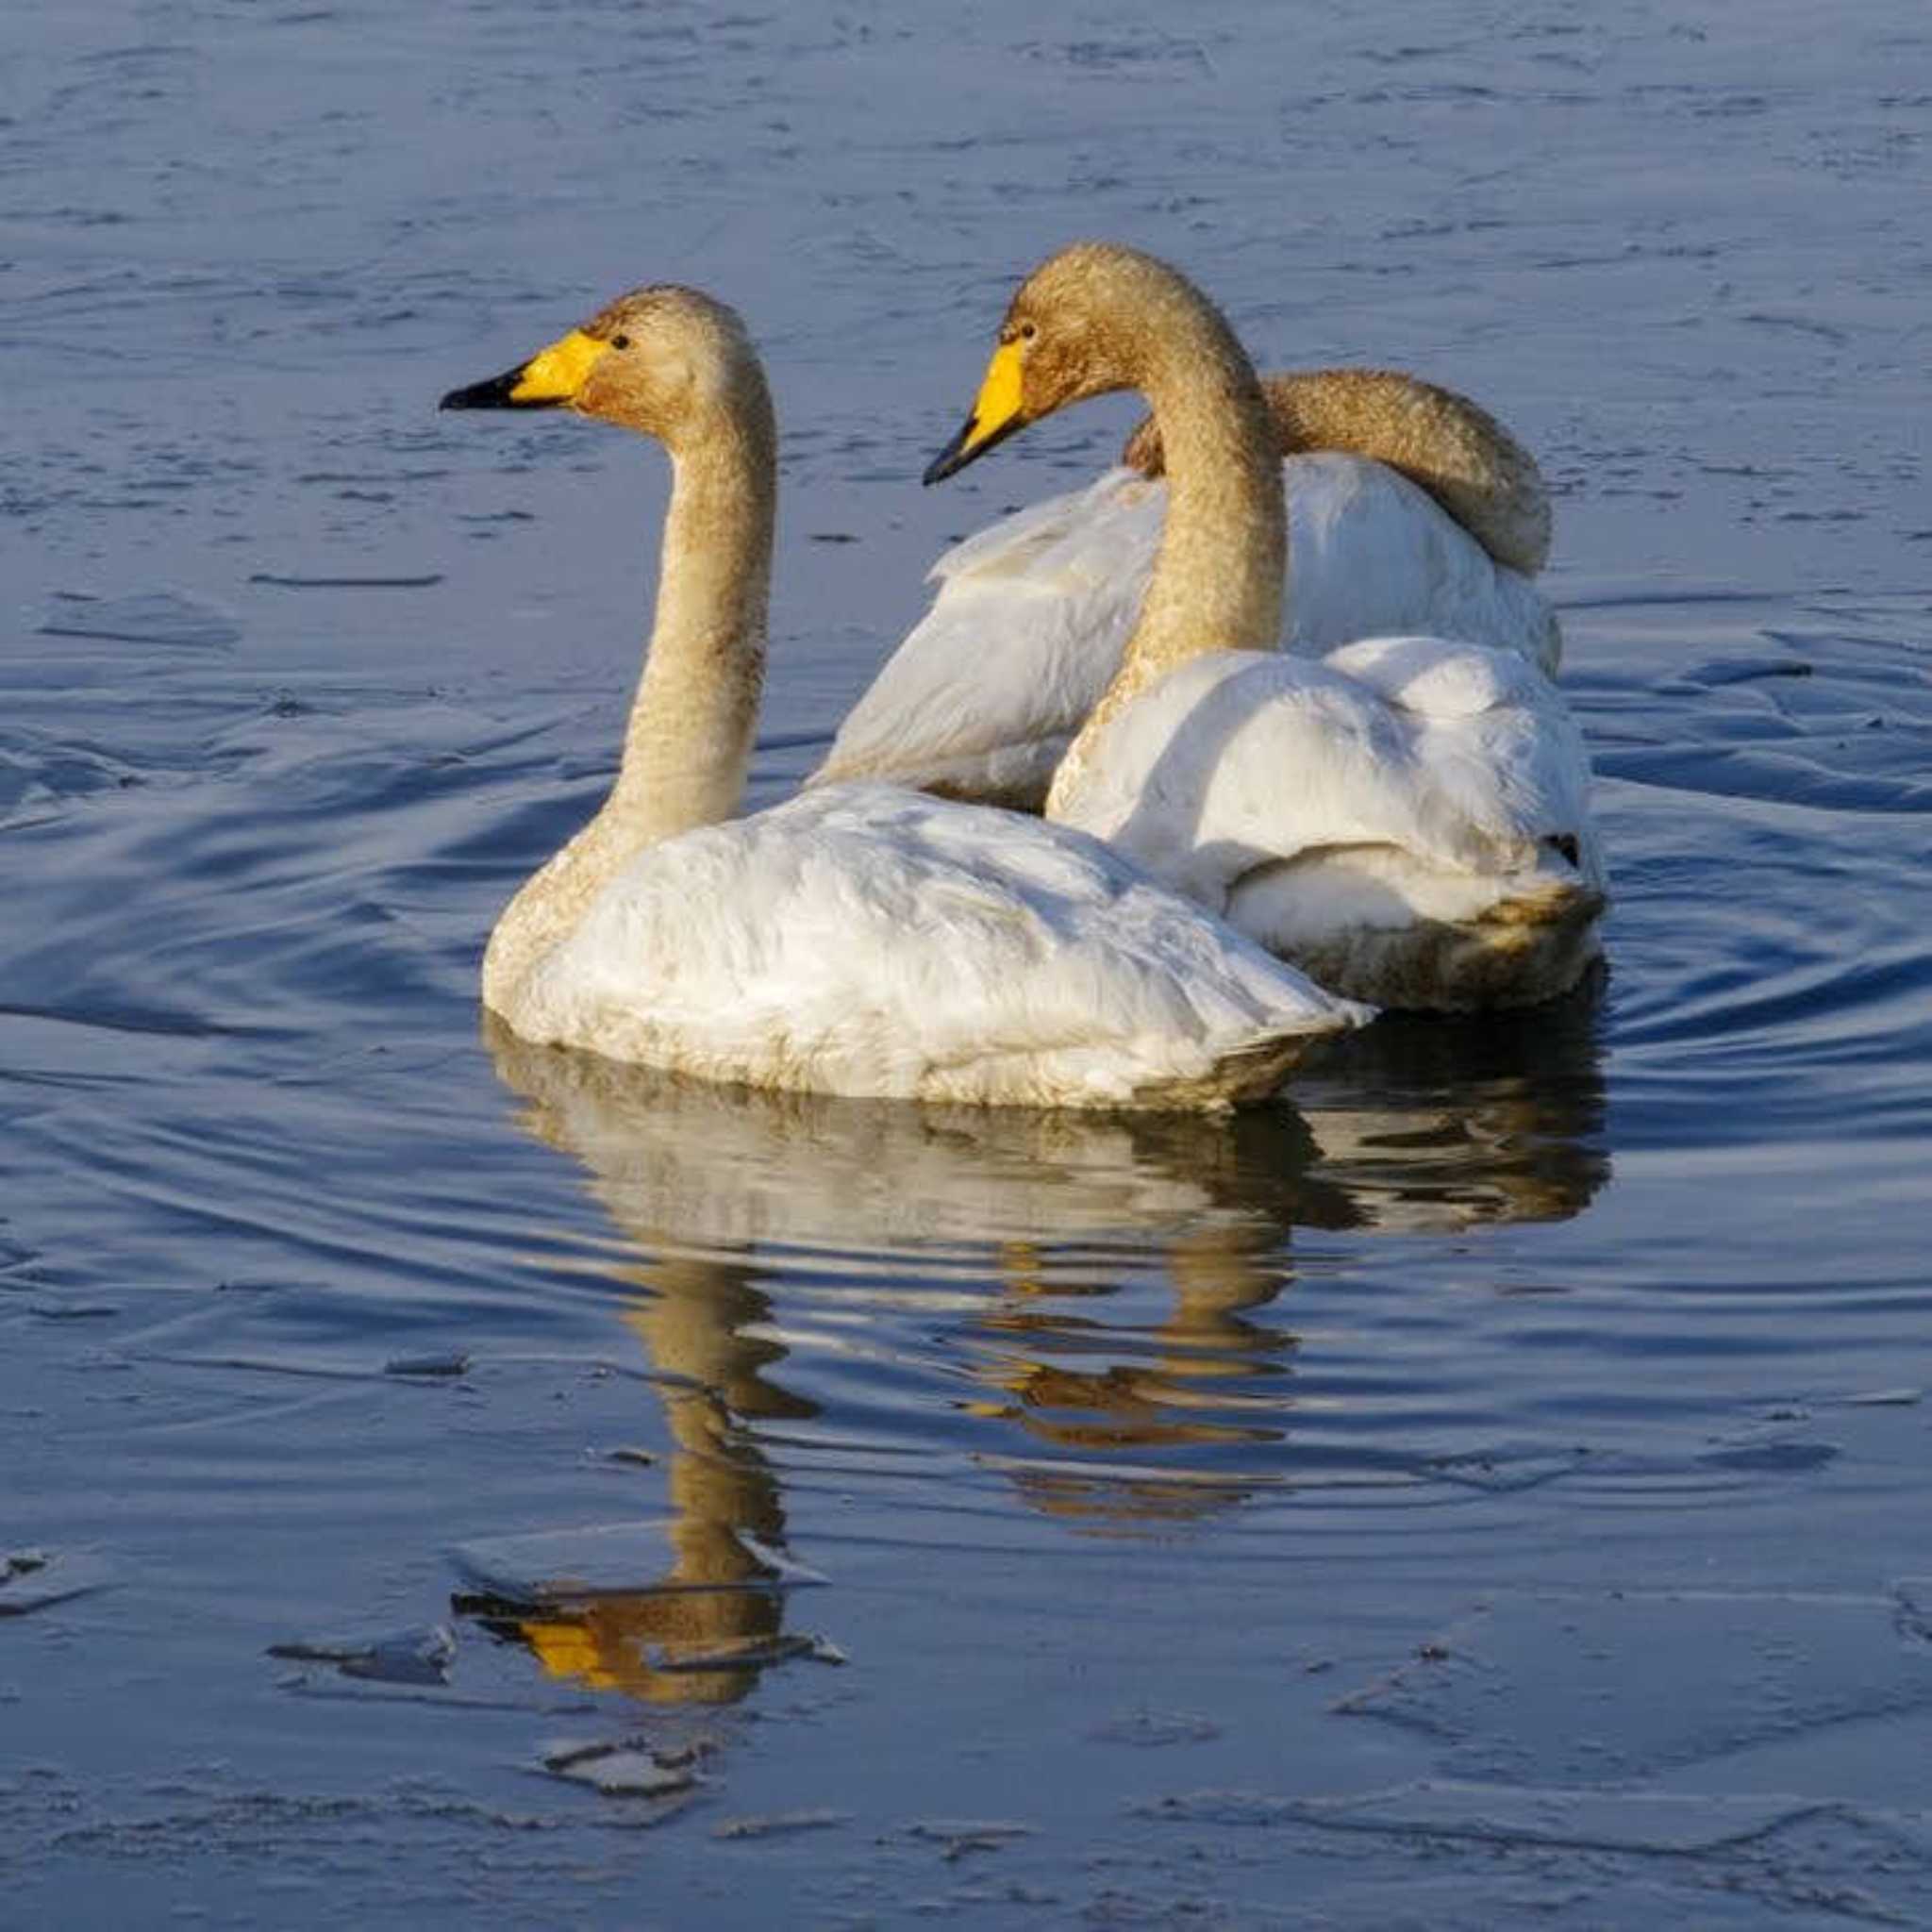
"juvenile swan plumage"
922,243,1605,1011
439,284,1368,1107
811,364,1559,810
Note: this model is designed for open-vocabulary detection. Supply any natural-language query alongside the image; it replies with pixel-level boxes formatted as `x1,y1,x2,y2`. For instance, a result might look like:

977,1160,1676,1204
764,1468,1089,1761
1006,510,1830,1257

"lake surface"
4,2,1930,1924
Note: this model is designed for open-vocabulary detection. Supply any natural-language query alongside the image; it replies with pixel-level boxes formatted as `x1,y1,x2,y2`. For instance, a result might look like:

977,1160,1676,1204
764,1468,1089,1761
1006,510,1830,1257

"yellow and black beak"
923,339,1028,485
440,328,611,412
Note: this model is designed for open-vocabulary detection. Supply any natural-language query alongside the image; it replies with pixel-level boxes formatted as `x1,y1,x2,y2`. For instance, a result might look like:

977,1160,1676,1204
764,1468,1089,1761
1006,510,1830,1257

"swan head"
440,285,769,451
924,242,1226,484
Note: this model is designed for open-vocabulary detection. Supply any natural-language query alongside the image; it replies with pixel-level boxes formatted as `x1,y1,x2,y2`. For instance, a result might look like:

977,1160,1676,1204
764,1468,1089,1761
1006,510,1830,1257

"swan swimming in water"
920,242,1605,1011
439,283,1368,1108
811,364,1560,811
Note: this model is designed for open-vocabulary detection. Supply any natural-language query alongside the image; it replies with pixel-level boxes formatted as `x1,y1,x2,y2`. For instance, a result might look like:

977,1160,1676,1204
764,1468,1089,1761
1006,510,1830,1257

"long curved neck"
1050,286,1283,809
613,405,775,837
1259,370,1550,575
483,384,775,1010
1122,368,1551,577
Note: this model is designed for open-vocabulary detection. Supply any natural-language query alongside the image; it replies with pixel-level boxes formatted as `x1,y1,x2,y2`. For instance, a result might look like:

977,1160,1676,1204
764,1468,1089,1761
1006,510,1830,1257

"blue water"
4,2,1930,1924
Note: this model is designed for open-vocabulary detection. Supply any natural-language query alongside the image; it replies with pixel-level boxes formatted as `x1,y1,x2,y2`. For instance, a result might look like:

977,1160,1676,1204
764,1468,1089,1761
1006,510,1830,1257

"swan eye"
610,333,631,351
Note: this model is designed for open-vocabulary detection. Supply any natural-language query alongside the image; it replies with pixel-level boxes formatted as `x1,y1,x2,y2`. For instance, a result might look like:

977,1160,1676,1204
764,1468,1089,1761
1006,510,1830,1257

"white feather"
501,782,1370,1108
1047,637,1604,1006
810,455,1558,808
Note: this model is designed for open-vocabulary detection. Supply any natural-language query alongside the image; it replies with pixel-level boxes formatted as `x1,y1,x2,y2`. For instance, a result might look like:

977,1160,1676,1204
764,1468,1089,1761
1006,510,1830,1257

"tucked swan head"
924,242,1258,484
441,283,770,453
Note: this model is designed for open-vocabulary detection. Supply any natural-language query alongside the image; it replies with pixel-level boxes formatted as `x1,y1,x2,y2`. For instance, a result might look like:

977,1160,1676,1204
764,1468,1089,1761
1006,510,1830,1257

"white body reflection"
471,998,1607,1697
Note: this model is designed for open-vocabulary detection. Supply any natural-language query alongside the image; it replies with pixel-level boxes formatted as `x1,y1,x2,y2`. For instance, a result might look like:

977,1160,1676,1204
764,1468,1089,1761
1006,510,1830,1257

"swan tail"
1424,875,1604,1009
1236,865,1607,1012
1130,1026,1338,1111
1479,874,1607,935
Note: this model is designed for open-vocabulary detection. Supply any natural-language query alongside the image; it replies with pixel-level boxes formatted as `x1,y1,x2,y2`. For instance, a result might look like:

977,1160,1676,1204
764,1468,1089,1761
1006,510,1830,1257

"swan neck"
1257,369,1552,575
1050,299,1283,811
610,410,775,838
1126,333,1286,673
482,379,775,1012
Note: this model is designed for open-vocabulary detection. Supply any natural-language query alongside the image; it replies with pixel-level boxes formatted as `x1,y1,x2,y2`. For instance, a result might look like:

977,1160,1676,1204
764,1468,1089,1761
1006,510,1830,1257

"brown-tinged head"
924,242,1222,484
440,284,768,451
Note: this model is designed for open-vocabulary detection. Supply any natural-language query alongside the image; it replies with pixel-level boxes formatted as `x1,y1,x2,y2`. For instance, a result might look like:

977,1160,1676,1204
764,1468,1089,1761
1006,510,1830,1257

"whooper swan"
439,284,1368,1108
810,363,1558,810
922,243,1605,1011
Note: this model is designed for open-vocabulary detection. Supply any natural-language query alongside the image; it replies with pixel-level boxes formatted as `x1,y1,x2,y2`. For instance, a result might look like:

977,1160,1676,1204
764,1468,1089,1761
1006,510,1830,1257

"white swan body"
497,779,1367,1108
1051,636,1605,1008
922,244,1603,1010
813,433,1558,812
441,283,1367,1108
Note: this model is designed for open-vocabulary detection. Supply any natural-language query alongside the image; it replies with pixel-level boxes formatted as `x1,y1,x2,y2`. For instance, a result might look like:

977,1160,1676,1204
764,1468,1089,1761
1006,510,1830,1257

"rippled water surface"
5,2,1931,1924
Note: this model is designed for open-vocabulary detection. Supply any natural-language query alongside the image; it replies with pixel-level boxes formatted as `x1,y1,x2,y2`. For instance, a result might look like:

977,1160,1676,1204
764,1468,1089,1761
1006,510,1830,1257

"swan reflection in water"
467,987,1607,1701
457,1243,811,1707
